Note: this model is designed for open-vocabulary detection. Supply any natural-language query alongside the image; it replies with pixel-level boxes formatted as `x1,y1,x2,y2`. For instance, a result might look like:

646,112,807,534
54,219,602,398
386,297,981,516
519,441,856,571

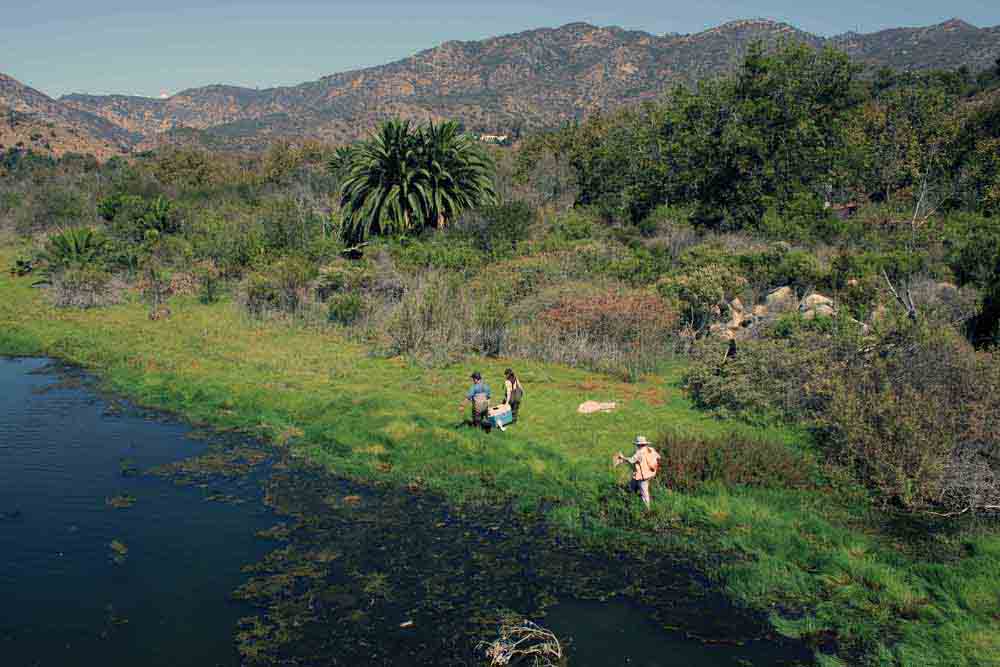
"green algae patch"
147,444,269,485
109,539,129,565
105,494,137,509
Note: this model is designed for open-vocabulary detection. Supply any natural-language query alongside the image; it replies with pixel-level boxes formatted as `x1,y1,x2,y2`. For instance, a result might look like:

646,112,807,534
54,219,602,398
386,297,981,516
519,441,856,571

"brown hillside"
4,18,999,154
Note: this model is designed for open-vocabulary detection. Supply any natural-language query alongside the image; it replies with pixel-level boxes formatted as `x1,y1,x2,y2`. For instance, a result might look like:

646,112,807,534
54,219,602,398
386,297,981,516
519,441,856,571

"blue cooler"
487,404,513,429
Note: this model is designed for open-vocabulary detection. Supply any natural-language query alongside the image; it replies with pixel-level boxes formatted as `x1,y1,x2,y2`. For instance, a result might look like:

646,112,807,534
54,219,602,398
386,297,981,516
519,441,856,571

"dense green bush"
657,265,746,332
550,208,597,241
313,262,372,301
327,292,364,325
187,208,267,275
101,194,181,244
242,257,319,316
454,200,535,256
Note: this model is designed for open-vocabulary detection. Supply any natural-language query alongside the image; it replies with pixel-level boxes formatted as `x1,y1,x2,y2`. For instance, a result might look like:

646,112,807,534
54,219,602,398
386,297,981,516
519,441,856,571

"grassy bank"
1,251,997,667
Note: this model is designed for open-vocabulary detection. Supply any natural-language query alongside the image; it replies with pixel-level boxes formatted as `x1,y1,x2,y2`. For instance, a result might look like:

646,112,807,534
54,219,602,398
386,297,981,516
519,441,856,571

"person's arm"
504,380,512,403
615,450,640,465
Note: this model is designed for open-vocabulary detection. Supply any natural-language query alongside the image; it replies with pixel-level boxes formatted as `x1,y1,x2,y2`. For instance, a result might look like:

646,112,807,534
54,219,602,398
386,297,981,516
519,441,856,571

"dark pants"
471,395,489,427
509,400,520,423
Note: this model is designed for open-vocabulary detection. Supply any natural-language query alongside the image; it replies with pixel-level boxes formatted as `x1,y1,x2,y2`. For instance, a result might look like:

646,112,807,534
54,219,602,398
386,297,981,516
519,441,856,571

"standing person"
460,371,491,428
614,436,661,509
503,368,524,423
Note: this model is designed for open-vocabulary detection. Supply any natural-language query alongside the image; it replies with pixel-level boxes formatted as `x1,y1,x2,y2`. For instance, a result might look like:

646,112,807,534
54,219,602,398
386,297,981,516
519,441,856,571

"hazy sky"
3,1,998,99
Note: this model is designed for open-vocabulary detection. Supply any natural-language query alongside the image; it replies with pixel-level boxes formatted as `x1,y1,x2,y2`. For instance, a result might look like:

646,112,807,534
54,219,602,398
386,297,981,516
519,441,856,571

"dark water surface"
0,358,812,666
0,357,275,666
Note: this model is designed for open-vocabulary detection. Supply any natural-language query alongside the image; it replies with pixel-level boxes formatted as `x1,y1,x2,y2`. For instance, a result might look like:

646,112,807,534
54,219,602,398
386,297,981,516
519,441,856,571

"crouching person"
460,371,491,428
614,435,661,508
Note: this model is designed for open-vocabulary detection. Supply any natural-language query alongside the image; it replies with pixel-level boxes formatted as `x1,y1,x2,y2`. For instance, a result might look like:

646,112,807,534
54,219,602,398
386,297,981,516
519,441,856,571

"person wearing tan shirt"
503,368,523,423
614,435,661,508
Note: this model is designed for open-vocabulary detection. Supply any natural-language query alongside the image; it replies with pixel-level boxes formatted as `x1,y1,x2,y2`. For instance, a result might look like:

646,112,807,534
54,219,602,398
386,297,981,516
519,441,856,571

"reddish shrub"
656,430,816,492
539,290,677,344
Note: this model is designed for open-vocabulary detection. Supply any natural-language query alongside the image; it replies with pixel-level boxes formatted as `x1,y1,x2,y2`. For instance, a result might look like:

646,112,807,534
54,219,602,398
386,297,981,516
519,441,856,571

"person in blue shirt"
459,371,491,427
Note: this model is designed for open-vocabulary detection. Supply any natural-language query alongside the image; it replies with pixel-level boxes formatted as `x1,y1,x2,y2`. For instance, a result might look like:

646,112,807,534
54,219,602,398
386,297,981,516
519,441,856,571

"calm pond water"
0,357,813,666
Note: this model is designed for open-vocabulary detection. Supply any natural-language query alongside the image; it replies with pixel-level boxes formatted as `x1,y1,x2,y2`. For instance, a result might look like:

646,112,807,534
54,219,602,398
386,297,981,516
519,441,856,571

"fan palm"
337,119,430,243
34,227,108,283
335,119,497,242
39,227,108,270
419,121,497,229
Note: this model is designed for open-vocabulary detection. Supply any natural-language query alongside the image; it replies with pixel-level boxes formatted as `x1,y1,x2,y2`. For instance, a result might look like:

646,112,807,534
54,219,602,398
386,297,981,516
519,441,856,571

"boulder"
730,297,744,313
752,304,768,318
765,286,797,313
800,293,834,312
802,303,835,320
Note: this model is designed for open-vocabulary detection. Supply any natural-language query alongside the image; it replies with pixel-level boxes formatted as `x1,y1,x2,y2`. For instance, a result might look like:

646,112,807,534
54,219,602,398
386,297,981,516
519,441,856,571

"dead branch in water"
478,617,564,666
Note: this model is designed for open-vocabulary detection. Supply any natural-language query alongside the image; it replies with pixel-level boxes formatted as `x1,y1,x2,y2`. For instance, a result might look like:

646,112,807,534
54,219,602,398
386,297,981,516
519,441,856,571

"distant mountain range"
2,18,999,157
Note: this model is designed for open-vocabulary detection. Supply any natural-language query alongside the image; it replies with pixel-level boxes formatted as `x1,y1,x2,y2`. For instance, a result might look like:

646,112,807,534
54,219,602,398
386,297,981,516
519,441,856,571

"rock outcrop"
765,286,798,313
800,293,836,320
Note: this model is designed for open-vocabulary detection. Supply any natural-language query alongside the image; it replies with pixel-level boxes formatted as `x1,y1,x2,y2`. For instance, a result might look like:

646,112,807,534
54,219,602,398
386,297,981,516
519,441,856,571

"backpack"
510,381,524,403
642,447,660,476
649,448,660,473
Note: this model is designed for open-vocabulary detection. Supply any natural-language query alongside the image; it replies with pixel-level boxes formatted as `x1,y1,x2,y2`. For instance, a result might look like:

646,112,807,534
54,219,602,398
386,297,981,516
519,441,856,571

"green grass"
1,252,998,667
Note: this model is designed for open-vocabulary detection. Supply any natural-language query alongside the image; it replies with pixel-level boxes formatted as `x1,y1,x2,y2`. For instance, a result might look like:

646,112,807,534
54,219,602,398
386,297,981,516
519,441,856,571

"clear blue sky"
3,1,998,99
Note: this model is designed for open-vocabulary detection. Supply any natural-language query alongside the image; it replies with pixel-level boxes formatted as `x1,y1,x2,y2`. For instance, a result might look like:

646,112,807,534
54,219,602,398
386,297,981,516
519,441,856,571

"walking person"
503,368,523,423
614,436,661,509
459,371,491,428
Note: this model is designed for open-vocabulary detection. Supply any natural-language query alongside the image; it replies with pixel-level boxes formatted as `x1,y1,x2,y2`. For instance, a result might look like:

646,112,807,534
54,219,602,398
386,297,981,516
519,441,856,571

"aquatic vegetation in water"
105,494,137,509
109,539,128,565
204,491,246,504
99,604,129,639
358,571,392,601
256,523,291,540
224,463,806,666
148,444,268,485
118,457,139,477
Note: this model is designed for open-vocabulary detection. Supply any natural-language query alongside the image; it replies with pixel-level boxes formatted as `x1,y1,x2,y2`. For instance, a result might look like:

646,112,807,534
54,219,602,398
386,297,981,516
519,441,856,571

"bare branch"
881,269,917,321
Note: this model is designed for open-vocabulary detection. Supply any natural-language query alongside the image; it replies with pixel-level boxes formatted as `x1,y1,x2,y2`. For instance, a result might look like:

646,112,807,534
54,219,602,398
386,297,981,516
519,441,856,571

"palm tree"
419,120,497,229
335,119,497,242
34,227,108,284
337,119,430,243
39,227,108,270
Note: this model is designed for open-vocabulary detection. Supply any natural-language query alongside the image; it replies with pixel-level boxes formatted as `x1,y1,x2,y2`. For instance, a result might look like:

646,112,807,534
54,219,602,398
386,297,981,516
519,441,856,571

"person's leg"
639,480,651,508
510,400,520,423
473,396,488,428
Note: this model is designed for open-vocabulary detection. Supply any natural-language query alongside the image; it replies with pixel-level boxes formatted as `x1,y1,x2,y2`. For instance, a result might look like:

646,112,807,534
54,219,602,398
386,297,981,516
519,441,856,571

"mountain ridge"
3,18,999,155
